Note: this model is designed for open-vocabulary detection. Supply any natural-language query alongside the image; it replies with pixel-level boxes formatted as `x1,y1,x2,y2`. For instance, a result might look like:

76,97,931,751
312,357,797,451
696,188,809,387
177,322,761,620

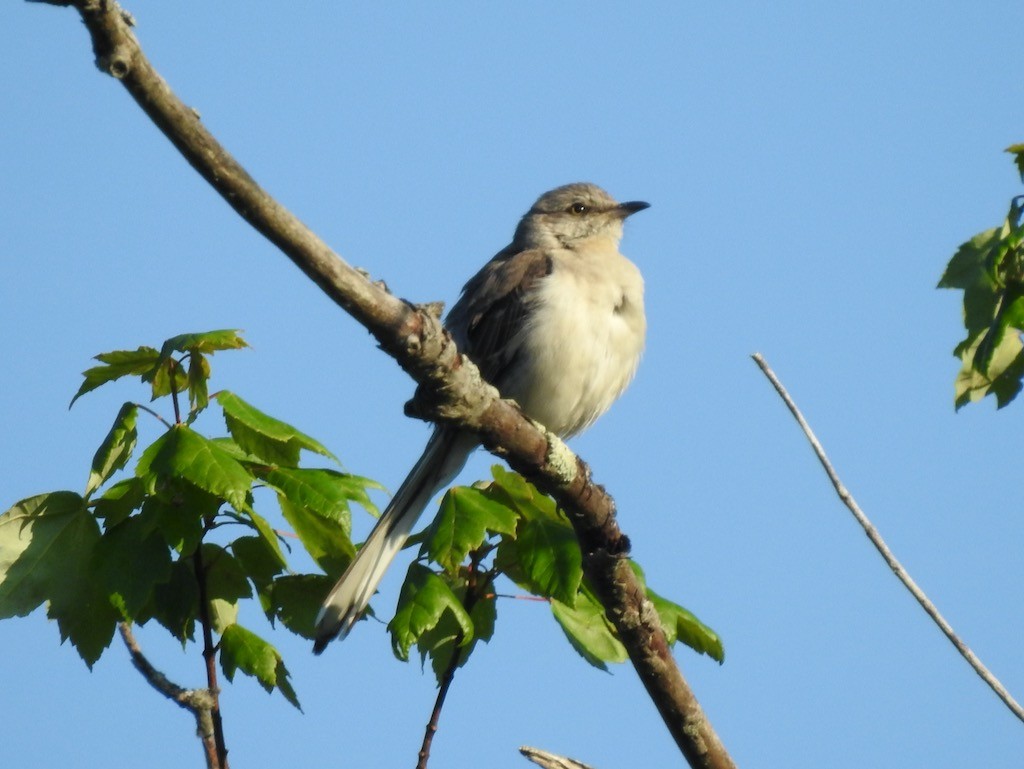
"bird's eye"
569,202,588,215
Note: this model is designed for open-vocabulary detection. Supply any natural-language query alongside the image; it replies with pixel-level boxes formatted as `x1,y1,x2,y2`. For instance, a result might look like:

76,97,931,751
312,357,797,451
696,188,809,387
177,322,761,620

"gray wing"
445,246,552,389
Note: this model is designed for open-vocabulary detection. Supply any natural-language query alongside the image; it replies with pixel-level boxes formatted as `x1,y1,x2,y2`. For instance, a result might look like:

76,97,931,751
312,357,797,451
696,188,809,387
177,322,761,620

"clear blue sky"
4,2,1023,767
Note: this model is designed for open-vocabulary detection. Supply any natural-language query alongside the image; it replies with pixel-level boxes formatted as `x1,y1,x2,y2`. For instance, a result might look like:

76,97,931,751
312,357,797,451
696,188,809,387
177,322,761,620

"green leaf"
648,589,724,663
145,358,189,401
145,483,218,556
264,467,376,528
418,581,497,684
70,346,160,407
200,544,252,604
92,513,172,621
219,623,300,709
423,485,518,573
496,514,582,606
953,329,1024,409
160,330,248,357
239,507,287,567
92,477,147,526
269,574,335,638
1007,143,1024,183
626,562,724,662
199,543,252,633
388,562,474,662
86,403,138,498
187,352,211,412
0,492,90,617
136,425,254,512
551,588,627,671
938,228,999,290
488,465,559,521
149,557,199,643
0,492,119,666
218,391,337,467
278,497,354,577
230,535,287,585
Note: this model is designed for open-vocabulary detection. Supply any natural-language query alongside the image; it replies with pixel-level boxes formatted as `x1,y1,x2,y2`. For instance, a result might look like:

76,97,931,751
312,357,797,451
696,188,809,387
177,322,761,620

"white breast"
505,247,646,437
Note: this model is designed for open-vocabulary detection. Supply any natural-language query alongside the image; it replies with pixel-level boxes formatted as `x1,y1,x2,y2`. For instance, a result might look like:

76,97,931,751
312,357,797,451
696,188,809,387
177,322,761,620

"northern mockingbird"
313,182,648,652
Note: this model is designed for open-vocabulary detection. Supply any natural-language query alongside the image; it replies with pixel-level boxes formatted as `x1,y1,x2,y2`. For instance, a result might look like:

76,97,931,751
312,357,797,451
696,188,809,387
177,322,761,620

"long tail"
313,428,476,652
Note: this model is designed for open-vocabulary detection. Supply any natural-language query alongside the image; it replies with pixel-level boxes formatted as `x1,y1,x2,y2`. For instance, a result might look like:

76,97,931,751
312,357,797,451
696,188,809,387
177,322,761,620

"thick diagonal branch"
41,2,735,765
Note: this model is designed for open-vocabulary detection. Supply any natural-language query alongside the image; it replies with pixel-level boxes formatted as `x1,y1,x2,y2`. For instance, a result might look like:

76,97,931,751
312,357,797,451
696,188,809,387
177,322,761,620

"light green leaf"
0,492,119,666
551,588,627,671
70,346,160,407
497,514,582,606
488,465,559,521
159,330,248,357
137,425,254,512
217,391,337,467
187,352,210,412
239,507,287,567
953,329,1024,409
0,492,90,617
419,580,497,684
937,228,999,290
388,562,474,662
86,403,138,497
424,485,518,573
264,467,376,528
278,497,354,578
648,589,724,663
219,623,300,709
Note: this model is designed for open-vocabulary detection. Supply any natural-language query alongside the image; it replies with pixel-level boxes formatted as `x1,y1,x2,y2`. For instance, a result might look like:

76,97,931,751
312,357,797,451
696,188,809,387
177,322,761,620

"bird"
313,182,648,652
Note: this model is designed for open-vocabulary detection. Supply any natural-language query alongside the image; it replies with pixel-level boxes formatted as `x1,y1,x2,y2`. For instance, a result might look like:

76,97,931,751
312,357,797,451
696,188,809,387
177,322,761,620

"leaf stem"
131,401,173,428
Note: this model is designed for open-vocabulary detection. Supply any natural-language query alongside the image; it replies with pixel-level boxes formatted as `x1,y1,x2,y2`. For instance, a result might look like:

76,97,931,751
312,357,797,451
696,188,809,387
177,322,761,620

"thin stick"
193,533,230,768
752,352,1024,724
119,623,220,769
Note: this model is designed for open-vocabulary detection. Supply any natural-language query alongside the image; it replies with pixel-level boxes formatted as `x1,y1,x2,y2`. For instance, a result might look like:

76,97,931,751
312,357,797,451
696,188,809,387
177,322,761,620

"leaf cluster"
387,465,724,682
940,145,1024,408
0,331,381,708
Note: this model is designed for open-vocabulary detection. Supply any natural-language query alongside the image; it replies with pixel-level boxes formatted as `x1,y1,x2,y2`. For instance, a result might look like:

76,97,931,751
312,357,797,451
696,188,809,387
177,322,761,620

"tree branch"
752,352,1024,725
41,2,735,765
193,534,230,768
118,623,220,769
520,746,597,769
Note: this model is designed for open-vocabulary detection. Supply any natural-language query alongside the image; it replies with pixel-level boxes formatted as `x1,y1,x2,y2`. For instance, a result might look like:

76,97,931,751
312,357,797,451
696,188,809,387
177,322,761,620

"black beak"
617,200,651,218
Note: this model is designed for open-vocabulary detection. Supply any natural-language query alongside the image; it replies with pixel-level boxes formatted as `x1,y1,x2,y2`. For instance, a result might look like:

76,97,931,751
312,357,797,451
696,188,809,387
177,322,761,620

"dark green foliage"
940,147,1024,408
0,331,380,705
3,328,723,715
395,464,724,682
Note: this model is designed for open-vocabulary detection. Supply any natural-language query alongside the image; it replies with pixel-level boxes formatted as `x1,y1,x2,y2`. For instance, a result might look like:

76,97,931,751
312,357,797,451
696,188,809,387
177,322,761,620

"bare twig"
39,3,735,765
752,352,1024,724
118,623,220,769
416,555,487,769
